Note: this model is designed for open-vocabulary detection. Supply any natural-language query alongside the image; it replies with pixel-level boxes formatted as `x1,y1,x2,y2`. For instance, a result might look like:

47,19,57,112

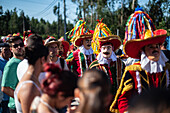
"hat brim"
74,34,93,47
124,29,167,59
99,35,122,52
45,41,59,46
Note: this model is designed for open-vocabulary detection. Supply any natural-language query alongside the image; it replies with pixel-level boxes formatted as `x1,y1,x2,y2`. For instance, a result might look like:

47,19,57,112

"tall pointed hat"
123,7,167,59
92,19,121,54
68,19,93,47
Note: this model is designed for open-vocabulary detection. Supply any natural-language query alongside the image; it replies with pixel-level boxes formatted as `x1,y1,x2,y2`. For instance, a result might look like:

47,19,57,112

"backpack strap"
60,58,65,70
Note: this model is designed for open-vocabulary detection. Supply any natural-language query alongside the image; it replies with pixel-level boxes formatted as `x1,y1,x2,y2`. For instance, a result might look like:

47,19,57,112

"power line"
33,0,57,16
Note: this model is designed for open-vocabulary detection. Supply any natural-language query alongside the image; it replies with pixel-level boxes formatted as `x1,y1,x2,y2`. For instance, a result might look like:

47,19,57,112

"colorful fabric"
92,19,121,54
89,59,123,96
68,19,92,47
124,29,167,59
123,7,156,45
66,49,95,77
109,61,170,113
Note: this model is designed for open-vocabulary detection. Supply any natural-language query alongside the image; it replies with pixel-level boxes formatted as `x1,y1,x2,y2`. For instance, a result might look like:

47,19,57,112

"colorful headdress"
123,7,156,44
123,7,167,59
124,29,167,59
68,19,93,47
92,19,121,54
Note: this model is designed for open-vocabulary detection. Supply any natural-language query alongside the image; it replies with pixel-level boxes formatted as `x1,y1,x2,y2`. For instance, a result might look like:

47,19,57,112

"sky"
1,0,77,24
0,0,147,24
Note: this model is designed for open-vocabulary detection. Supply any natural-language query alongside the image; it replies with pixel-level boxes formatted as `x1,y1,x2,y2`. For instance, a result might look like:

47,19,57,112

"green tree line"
72,0,170,39
0,6,73,40
0,0,169,40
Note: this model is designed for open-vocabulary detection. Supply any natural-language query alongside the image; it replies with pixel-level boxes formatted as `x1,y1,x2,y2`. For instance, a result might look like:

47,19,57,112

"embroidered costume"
110,7,169,113
89,20,123,95
66,19,95,77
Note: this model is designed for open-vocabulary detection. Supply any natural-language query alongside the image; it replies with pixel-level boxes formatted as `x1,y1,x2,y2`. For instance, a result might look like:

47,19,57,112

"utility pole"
63,0,67,41
121,0,124,25
22,11,25,33
19,9,25,33
58,2,60,39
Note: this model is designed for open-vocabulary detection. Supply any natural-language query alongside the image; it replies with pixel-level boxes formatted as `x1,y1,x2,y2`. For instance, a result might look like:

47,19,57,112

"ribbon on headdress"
92,19,113,54
123,7,156,45
68,19,90,43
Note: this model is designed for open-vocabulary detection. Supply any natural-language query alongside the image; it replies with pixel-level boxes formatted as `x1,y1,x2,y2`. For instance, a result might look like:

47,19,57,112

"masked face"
101,44,113,58
143,43,161,61
82,38,92,50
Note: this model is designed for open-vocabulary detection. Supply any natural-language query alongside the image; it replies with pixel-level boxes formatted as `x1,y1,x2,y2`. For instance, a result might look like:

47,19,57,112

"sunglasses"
12,43,24,48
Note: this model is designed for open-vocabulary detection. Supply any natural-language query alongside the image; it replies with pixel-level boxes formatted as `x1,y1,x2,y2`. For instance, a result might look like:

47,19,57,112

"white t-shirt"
17,59,28,81
17,59,46,83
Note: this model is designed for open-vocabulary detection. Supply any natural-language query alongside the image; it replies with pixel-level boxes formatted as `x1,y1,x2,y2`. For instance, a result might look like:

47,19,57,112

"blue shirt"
0,56,9,101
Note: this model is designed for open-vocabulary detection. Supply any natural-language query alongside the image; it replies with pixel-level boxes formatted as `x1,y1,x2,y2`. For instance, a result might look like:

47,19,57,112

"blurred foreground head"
76,69,111,113
128,88,170,113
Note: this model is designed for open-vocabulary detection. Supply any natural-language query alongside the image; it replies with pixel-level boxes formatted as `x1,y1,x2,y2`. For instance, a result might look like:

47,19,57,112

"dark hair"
77,69,111,113
128,88,170,113
162,41,168,49
9,36,23,44
42,63,78,97
25,44,49,65
27,34,43,46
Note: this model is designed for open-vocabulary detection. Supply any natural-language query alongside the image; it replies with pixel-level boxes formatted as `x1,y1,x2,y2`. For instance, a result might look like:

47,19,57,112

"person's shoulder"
8,57,21,64
125,61,142,72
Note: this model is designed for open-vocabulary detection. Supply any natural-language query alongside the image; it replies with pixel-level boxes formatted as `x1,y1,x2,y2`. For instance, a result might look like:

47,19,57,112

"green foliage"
72,0,169,40
0,0,169,41
0,6,74,41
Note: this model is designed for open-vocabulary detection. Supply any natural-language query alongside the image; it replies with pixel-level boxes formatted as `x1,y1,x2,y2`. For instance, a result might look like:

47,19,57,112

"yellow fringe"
110,70,128,112
110,109,120,113
65,57,74,62
125,64,143,71
121,79,133,94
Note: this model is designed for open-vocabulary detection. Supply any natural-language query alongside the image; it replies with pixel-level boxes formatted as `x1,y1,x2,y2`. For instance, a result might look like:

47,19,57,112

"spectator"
45,37,69,70
75,69,112,113
1,36,25,113
17,34,44,81
0,43,11,113
14,44,49,113
30,63,78,113
128,88,170,113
